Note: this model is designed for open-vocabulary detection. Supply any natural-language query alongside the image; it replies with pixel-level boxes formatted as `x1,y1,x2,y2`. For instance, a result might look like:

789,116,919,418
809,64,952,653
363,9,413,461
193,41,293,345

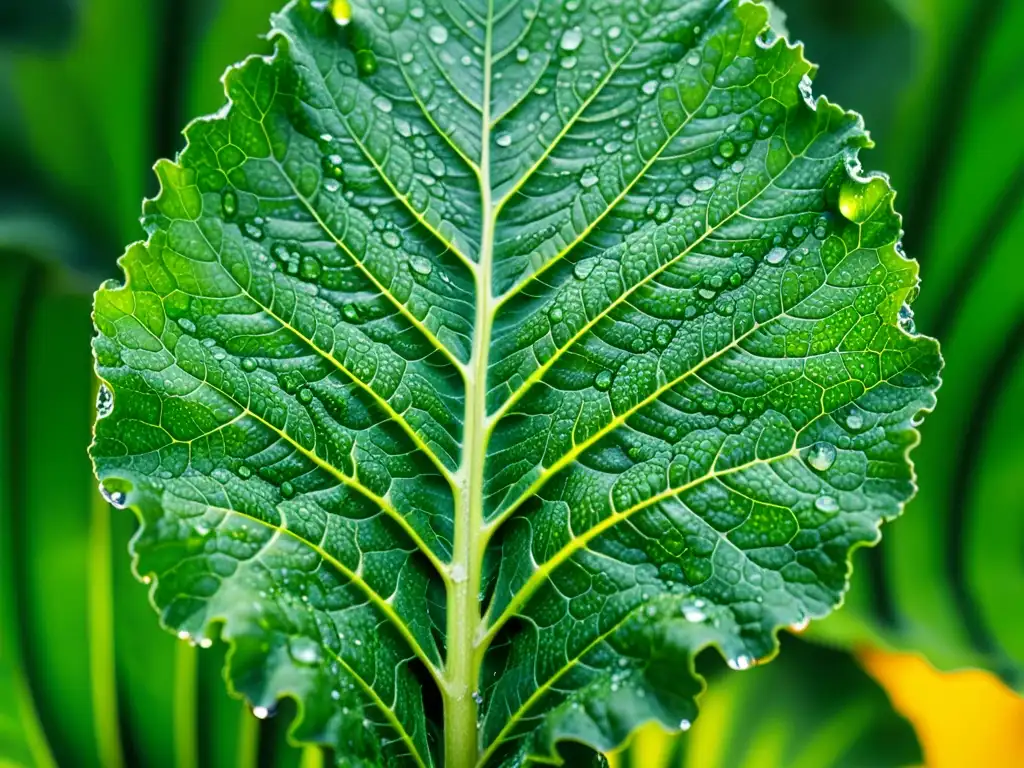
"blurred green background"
1,0,1021,766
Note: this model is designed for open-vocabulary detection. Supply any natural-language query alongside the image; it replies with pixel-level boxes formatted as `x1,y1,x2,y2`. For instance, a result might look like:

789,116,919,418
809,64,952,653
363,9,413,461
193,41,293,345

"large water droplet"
594,370,613,391
560,27,583,52
765,246,787,265
838,177,888,224
290,637,322,665
815,495,839,513
806,442,837,472
99,482,127,509
496,133,512,147
846,408,864,431
727,654,754,671
693,176,715,192
679,719,692,732
410,256,433,276
328,0,351,25
580,170,599,188
428,24,448,45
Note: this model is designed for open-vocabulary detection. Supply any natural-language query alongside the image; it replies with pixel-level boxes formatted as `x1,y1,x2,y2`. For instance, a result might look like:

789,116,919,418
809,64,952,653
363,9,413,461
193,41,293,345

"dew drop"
806,442,837,472
99,482,127,509
328,0,351,25
676,189,696,207
679,719,692,732
594,370,613,391
642,80,659,95
410,255,433,276
560,27,583,52
682,603,706,623
291,637,322,665
252,706,271,720
428,24,448,45
580,170,599,188
281,481,296,499
298,388,313,404
765,246,787,265
450,564,467,583
238,465,252,479
815,495,839,513
516,47,530,63
549,307,563,323
496,133,512,147
372,95,393,113
846,408,865,431
790,615,810,632
96,384,114,419
573,258,596,280
727,654,754,671
693,176,715,192
221,190,238,219
472,690,484,704
356,49,378,76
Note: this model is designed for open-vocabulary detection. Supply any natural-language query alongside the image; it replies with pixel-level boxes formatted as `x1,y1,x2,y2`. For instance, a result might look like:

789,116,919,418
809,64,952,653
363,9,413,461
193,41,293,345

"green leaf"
811,0,1024,689
91,1,942,765
612,637,921,768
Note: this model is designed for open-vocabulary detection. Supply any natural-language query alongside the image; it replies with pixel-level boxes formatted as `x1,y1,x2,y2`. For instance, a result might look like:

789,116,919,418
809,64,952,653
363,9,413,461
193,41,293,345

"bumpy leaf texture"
91,0,942,766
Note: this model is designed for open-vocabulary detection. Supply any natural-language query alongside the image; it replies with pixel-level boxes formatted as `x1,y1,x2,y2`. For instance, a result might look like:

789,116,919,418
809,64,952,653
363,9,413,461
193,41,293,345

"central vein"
444,3,496,765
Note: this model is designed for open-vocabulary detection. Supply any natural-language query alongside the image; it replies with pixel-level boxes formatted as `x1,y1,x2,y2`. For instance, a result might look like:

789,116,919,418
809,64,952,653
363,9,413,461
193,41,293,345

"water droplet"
516,47,530,63
806,442,837,472
679,719,692,731
356,49,378,76
607,25,622,40
718,140,735,158
727,654,754,671
560,27,583,52
450,564,467,583
549,307,564,323
682,603,706,623
790,615,810,632
560,55,577,70
838,177,888,224
291,637,321,665
693,176,715,192
410,256,433,276
595,370,613,391
178,630,191,641
815,495,839,513
573,259,597,281
581,170,599,188
198,637,213,649
96,384,114,418
765,246,787,265
298,388,313,404
238,466,252,479
676,189,696,207
496,133,512,147
221,190,238,219
472,690,484,704
373,95,393,113
898,304,916,334
428,25,448,45
99,482,127,509
252,706,271,720
328,0,351,25
846,409,864,431
642,80,658,95
281,481,296,499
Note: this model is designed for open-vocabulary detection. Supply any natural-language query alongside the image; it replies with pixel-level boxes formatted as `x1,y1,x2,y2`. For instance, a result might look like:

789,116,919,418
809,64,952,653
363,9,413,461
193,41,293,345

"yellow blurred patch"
860,649,1024,768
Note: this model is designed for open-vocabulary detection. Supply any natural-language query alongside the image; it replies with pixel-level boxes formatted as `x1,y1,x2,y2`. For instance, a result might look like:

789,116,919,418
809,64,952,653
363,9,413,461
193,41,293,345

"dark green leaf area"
90,0,941,765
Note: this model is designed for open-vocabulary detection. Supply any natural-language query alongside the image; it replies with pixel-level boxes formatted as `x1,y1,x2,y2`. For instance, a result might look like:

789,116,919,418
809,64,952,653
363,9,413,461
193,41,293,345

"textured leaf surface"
91,0,941,765
811,0,1024,692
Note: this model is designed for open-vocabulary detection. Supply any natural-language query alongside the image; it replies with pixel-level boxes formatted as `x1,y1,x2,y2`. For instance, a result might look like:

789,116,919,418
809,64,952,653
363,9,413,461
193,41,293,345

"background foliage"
0,0,1020,765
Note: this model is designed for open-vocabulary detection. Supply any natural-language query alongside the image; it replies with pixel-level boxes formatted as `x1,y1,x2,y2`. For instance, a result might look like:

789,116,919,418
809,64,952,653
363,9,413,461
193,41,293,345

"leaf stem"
444,3,496,765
